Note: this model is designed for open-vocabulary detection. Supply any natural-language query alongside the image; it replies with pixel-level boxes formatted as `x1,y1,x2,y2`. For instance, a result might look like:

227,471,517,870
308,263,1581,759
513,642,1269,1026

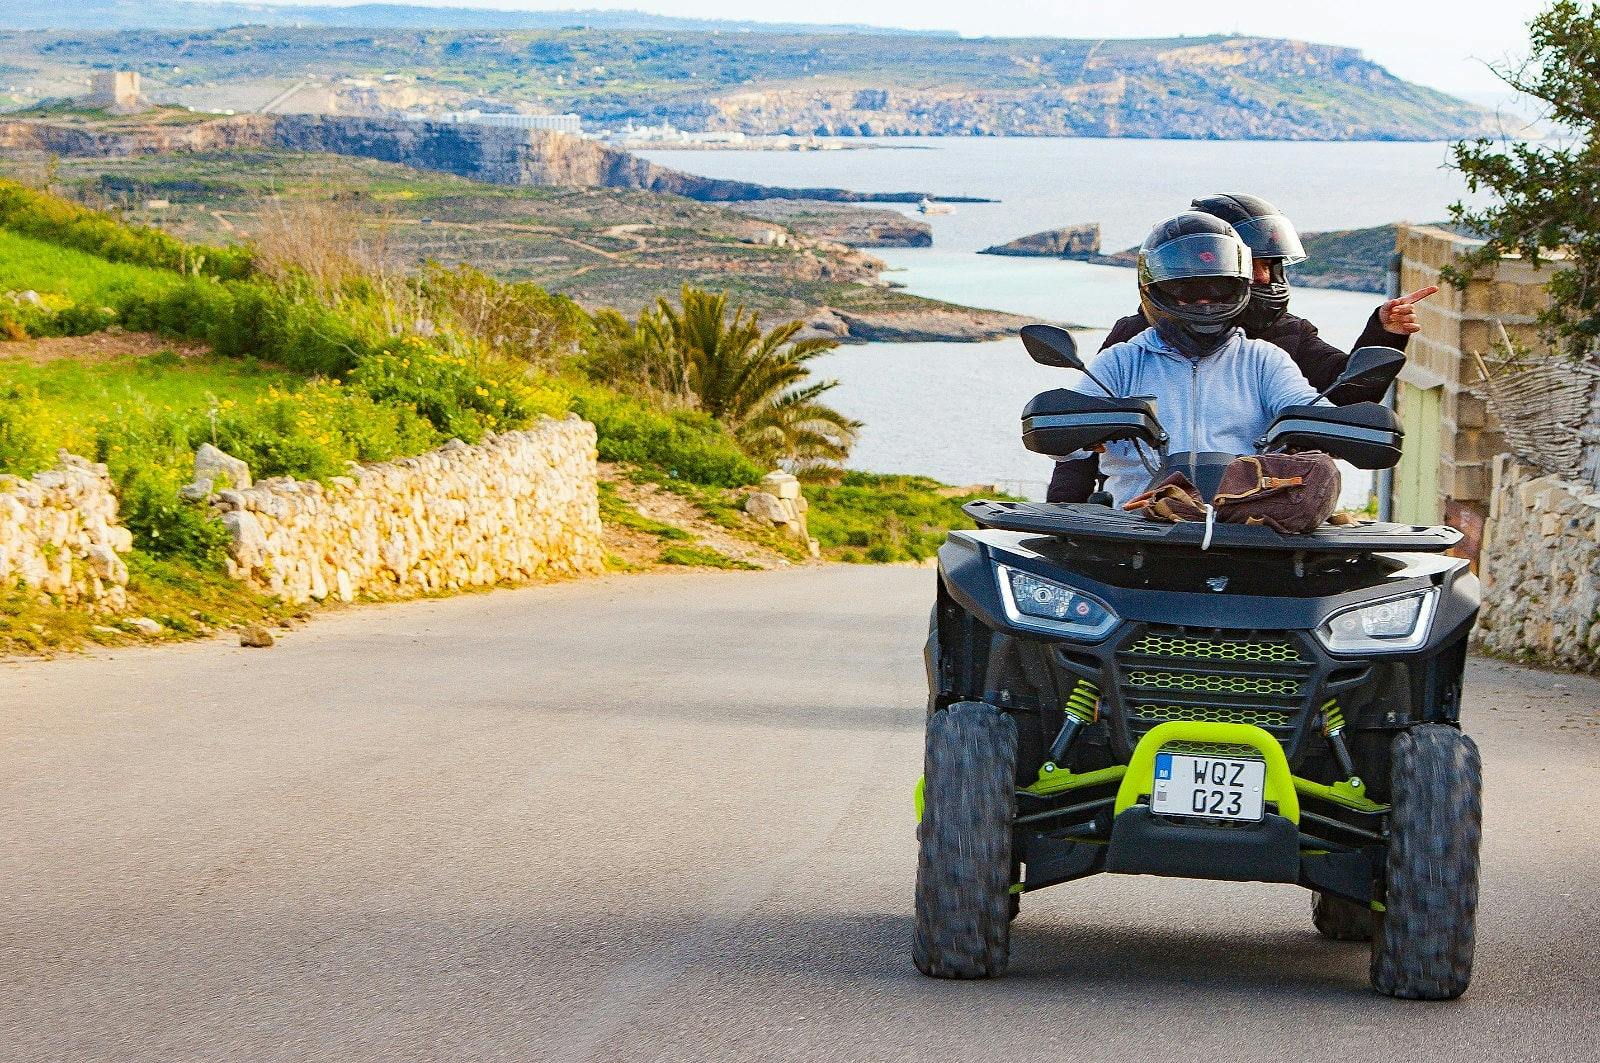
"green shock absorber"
1321,697,1360,783
1047,679,1101,765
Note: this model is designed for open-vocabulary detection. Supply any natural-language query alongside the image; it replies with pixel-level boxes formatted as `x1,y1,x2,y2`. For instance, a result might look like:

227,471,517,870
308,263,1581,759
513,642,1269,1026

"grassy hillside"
0,179,984,650
3,26,1495,140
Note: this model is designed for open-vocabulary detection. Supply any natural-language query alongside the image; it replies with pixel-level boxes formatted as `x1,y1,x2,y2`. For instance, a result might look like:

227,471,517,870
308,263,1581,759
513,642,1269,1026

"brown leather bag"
1212,452,1341,534
1122,471,1207,522
1124,452,1342,536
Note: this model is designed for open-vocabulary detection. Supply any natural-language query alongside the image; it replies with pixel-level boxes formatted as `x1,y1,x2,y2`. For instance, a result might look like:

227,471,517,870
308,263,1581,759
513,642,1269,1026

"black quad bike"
915,326,1482,999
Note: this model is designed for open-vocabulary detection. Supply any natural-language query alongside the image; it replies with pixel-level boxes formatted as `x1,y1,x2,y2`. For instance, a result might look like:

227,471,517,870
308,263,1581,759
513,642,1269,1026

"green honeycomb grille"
1131,704,1296,728
1127,634,1305,663
1124,670,1301,697
1158,740,1265,759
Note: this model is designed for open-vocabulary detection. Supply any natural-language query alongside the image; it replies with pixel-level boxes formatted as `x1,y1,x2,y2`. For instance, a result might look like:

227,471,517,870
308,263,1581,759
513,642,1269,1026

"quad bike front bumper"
1001,721,1388,903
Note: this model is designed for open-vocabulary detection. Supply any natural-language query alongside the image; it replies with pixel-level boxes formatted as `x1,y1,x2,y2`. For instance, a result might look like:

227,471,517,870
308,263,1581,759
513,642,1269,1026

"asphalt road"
3,566,1598,1062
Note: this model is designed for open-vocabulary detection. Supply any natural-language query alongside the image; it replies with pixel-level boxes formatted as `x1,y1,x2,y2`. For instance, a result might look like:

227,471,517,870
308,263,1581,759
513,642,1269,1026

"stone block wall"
216,416,605,603
0,452,133,610
1393,225,1553,526
1475,454,1600,671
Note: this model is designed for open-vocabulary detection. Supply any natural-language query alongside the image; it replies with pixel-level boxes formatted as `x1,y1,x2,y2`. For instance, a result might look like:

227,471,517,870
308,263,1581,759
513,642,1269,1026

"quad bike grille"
1114,625,1317,757
1158,740,1265,759
1123,670,1301,698
1133,703,1297,728
1126,633,1305,663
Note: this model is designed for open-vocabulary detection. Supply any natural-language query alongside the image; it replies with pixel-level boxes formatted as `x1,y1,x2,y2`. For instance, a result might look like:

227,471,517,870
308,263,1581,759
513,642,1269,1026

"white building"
411,110,582,134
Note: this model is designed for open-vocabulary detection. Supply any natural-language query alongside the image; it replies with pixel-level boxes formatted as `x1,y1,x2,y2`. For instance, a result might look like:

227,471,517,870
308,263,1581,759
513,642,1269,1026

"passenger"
1065,211,1323,508
1047,193,1423,503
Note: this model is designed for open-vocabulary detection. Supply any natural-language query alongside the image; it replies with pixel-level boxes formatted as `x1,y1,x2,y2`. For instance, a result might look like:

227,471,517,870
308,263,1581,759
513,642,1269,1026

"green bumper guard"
1113,720,1300,823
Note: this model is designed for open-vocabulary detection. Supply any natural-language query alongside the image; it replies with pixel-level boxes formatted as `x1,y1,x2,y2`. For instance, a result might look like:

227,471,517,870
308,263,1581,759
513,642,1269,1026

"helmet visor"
1232,214,1307,264
1139,232,1252,286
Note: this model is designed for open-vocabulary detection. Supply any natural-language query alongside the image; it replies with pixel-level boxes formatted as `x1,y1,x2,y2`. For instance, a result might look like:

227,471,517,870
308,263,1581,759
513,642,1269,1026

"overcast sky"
263,0,1551,98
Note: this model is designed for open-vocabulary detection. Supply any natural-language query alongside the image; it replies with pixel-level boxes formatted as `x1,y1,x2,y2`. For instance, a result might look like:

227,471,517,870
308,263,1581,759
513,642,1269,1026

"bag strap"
1212,455,1306,504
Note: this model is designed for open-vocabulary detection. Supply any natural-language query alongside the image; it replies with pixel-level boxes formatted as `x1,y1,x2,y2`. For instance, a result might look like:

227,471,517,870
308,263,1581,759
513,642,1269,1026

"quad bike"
915,326,1482,999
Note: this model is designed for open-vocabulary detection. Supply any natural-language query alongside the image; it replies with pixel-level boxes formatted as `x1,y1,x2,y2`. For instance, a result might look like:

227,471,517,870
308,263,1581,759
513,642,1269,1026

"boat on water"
917,197,954,216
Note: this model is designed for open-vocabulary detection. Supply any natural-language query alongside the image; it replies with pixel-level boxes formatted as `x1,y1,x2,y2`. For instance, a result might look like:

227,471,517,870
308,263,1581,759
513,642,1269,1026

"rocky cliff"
980,224,1100,258
0,113,984,204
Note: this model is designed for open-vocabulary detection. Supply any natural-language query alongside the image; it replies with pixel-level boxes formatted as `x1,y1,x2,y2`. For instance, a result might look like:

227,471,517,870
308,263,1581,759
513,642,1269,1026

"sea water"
638,137,1485,499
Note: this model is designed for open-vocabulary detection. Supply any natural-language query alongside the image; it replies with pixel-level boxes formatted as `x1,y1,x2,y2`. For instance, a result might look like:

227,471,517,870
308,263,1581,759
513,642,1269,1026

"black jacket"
1045,308,1406,503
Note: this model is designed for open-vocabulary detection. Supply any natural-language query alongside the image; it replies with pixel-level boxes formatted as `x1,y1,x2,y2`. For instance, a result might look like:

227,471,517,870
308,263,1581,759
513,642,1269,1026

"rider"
1064,211,1324,508
1047,193,1420,502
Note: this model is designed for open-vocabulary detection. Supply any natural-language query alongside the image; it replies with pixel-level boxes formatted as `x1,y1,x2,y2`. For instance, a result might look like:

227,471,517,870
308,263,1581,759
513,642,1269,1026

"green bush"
212,380,440,481
0,178,252,279
347,340,537,441
566,383,760,487
115,464,232,569
0,382,56,475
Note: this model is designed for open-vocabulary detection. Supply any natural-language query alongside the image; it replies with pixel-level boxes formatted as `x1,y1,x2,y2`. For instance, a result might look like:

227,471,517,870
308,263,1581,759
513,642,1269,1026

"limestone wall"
1475,454,1600,671
0,453,133,610
215,416,604,602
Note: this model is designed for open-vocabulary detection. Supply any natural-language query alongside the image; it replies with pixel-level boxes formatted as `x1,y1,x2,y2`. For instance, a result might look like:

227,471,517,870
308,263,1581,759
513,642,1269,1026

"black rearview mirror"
1020,323,1121,398
1020,323,1084,371
1320,345,1406,403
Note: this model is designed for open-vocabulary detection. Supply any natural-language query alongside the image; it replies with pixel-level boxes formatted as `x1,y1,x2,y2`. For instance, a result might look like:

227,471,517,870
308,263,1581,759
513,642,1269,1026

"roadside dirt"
0,330,210,363
599,463,810,571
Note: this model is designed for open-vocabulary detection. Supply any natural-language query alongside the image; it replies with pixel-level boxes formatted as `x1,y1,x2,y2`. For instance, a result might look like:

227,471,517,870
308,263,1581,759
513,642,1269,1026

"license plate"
1150,753,1266,821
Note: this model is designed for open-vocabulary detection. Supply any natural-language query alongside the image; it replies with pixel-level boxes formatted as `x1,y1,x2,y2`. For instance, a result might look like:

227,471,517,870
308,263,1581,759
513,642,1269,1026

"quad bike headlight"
996,565,1119,641
1316,588,1438,654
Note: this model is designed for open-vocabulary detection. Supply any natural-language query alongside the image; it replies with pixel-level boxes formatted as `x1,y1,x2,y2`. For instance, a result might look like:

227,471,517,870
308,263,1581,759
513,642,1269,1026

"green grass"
657,544,758,570
0,553,300,657
0,227,181,304
806,471,993,563
0,350,293,446
596,480,692,541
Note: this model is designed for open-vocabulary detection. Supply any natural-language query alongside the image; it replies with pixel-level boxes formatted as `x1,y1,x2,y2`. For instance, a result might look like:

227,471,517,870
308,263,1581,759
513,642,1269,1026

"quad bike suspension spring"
1047,680,1101,764
1321,698,1360,783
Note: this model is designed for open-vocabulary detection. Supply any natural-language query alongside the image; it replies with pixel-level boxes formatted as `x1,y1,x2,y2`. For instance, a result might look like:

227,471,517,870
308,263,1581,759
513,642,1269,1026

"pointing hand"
1378,285,1439,336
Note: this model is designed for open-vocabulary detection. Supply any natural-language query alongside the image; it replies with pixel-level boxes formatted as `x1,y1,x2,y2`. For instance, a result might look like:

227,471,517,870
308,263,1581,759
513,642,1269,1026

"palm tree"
645,286,860,467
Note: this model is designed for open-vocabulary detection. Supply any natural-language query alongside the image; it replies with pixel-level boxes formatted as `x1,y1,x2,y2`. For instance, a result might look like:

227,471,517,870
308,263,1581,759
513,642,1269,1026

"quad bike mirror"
1020,323,1120,398
1319,345,1406,404
1020,323,1083,369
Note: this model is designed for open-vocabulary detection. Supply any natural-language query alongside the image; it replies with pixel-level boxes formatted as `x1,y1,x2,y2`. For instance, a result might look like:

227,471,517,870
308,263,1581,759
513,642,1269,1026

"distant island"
0,13,1497,142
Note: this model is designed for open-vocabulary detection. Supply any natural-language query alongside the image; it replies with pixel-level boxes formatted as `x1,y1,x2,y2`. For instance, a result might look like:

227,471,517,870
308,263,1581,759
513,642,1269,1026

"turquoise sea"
639,137,1484,500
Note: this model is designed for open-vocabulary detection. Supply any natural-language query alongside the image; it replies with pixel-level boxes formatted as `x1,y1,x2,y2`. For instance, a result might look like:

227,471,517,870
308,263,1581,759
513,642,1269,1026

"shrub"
0,178,252,279
0,381,55,475
211,380,440,481
115,464,232,569
346,339,537,441
566,382,761,487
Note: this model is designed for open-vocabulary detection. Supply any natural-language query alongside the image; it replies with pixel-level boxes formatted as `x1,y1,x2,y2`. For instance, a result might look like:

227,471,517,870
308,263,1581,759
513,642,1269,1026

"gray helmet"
1136,211,1252,356
1191,193,1306,330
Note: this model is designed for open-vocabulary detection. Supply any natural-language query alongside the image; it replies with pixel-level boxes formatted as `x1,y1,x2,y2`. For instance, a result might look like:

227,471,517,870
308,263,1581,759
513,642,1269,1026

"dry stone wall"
213,416,604,603
0,452,133,610
1475,455,1600,671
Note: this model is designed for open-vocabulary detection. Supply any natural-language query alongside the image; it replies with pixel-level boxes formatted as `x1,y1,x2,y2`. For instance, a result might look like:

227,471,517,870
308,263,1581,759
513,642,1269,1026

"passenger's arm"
1356,308,1409,353
1099,312,1147,351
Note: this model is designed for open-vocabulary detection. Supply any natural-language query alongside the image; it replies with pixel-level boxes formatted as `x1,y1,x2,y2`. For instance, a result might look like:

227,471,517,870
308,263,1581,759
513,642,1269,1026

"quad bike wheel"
1370,724,1482,999
1312,891,1374,941
914,701,1017,978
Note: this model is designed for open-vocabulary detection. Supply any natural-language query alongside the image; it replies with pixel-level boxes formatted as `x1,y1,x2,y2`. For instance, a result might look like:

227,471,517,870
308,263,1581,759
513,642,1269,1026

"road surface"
3,566,1597,1061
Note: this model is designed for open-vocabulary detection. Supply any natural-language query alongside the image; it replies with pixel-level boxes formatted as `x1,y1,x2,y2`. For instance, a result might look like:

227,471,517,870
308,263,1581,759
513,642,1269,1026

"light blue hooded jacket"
1070,326,1323,506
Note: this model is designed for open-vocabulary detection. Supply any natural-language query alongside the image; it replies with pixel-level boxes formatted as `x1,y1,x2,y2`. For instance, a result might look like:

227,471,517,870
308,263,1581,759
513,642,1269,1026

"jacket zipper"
1188,357,1200,484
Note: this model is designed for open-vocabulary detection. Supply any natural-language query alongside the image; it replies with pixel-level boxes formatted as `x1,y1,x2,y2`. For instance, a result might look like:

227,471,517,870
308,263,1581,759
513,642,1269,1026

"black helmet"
1136,211,1252,357
1191,193,1306,330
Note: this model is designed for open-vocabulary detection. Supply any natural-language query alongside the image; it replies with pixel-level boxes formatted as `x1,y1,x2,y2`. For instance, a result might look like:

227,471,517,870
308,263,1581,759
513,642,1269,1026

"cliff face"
0,114,977,203
980,225,1101,258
